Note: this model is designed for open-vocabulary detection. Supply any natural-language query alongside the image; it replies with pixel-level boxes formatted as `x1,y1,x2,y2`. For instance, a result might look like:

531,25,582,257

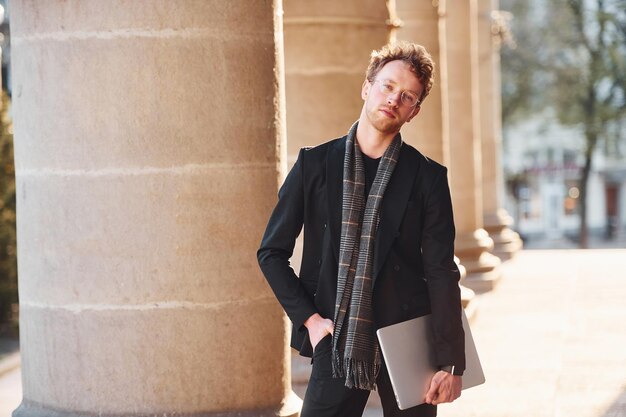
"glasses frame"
372,79,421,108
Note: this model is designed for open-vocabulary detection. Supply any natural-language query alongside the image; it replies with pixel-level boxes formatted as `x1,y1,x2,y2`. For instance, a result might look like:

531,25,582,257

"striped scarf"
332,122,402,390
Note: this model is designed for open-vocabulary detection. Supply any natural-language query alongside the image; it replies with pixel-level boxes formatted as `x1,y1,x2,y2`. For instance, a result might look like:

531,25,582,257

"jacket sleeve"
257,148,318,333
421,167,466,372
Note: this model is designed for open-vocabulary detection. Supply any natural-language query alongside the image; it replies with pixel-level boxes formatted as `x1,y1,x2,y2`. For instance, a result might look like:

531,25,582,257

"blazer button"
323,223,327,229
393,264,400,271
402,303,409,311
318,259,322,265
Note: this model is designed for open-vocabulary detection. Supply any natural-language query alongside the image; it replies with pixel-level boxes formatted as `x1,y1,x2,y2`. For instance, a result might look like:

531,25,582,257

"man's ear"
407,105,421,123
361,79,370,100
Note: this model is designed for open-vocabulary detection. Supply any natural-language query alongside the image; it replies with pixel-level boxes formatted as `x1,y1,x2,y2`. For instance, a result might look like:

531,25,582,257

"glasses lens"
402,92,419,107
376,80,420,107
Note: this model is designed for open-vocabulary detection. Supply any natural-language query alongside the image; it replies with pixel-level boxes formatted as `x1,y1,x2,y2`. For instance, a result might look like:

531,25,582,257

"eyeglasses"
372,79,421,107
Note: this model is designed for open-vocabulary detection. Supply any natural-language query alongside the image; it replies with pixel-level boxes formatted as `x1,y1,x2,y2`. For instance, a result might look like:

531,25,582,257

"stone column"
11,1,298,417
395,0,476,314
478,0,523,260
395,0,448,165
283,1,392,159
444,0,501,292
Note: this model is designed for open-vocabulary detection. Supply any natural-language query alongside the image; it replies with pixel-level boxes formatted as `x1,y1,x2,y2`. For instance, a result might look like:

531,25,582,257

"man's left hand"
424,371,462,405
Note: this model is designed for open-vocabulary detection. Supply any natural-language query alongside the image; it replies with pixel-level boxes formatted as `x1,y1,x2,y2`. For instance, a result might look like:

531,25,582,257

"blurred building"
503,112,626,243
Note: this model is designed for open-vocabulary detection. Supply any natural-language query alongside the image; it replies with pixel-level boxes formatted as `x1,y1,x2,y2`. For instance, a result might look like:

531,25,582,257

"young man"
258,42,465,417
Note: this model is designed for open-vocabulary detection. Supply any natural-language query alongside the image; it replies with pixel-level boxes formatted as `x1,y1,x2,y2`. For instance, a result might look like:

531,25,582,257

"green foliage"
547,0,626,138
0,90,17,336
501,0,626,135
499,2,561,123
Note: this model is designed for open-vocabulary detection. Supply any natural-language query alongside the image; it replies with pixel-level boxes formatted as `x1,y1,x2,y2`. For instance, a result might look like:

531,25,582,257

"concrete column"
478,0,523,260
444,0,501,292
395,0,476,315
11,1,298,417
395,0,448,165
283,0,392,160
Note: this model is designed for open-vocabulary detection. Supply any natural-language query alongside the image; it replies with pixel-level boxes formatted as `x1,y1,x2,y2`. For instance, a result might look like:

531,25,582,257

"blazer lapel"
327,136,346,262
327,137,419,283
372,144,419,283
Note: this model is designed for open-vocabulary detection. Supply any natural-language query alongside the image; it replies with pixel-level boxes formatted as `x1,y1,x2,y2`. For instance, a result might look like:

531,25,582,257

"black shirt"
362,152,381,197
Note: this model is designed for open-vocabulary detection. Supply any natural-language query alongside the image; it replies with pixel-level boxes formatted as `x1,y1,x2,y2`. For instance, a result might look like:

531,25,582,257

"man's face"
361,60,423,135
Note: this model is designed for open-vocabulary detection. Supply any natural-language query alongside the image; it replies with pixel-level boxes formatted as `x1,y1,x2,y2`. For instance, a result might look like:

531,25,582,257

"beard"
364,101,404,135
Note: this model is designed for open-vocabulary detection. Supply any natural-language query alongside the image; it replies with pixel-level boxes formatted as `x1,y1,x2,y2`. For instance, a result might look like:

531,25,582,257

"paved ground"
294,249,626,417
435,249,626,417
0,338,20,417
0,366,20,417
2,249,626,417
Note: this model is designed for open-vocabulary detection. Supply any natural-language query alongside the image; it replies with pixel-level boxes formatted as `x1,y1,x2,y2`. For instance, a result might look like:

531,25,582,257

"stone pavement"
2,249,626,417
0,366,20,417
293,249,626,417
436,249,626,417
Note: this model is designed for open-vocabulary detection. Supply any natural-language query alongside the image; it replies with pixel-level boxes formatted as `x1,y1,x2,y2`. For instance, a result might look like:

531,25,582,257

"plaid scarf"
332,122,402,390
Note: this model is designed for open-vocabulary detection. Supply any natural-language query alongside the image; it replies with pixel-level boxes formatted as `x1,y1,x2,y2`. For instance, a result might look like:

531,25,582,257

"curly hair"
366,41,435,105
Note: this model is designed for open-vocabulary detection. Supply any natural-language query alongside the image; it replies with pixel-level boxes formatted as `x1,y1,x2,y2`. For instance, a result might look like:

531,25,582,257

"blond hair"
366,41,435,104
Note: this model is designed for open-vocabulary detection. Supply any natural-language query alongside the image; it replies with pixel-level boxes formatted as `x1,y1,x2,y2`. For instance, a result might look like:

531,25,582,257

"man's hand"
304,313,334,351
424,370,462,405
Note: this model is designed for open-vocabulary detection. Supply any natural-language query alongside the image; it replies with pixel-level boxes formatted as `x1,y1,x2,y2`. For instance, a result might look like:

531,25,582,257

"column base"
455,229,501,293
278,389,303,417
461,285,479,323
455,256,478,321
14,395,302,417
484,209,523,261
462,260,501,293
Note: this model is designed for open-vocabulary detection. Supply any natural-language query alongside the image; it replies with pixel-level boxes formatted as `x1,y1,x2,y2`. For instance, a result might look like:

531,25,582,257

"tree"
501,0,626,247
499,2,552,123
548,0,626,247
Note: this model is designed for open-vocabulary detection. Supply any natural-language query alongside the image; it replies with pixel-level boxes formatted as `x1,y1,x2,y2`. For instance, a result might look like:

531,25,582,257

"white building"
503,112,626,243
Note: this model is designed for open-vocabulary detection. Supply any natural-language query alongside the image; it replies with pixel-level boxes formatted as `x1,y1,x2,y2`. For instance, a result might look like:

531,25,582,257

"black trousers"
301,335,437,417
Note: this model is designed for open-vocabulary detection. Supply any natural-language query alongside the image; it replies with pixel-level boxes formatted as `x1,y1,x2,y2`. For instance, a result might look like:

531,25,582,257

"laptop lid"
376,310,485,410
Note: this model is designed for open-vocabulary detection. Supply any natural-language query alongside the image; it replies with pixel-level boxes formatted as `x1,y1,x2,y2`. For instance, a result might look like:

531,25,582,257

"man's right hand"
304,313,334,351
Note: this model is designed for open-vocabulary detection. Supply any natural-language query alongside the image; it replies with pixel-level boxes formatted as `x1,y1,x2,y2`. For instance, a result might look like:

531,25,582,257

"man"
257,42,465,417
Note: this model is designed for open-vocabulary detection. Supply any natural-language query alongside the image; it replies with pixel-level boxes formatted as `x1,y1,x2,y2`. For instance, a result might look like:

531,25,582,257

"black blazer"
257,135,465,372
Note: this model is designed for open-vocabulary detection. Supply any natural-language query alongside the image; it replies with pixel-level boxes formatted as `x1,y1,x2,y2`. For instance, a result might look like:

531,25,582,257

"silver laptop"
376,310,485,410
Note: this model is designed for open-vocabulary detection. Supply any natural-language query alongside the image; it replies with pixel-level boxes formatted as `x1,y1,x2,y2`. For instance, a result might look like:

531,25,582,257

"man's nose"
387,91,401,106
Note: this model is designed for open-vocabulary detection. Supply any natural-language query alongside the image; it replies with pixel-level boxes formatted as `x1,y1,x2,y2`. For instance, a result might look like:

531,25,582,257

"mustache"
380,106,398,116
